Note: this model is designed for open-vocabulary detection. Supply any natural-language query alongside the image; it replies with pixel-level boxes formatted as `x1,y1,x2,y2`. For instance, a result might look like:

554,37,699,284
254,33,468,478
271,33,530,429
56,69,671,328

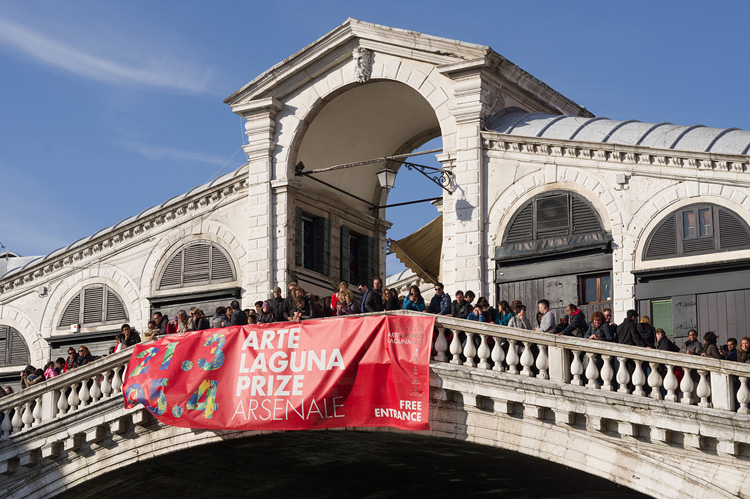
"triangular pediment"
225,18,590,118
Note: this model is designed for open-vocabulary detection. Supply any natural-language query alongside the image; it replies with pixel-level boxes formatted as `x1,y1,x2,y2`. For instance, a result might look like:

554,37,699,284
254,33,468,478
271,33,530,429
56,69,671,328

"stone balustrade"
0,350,129,442
430,314,750,415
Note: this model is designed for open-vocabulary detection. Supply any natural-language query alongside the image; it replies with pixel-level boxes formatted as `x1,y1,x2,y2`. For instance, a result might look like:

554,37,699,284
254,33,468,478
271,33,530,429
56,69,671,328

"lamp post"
376,166,397,191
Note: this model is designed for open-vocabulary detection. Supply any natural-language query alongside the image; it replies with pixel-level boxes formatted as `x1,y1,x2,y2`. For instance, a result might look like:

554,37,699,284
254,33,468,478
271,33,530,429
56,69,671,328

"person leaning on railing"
584,311,614,341
507,305,531,330
402,285,425,312
701,331,722,359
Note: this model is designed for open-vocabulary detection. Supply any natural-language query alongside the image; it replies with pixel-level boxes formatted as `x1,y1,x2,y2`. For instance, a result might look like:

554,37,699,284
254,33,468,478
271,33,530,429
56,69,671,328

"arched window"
504,191,603,243
157,241,236,290
59,285,129,328
643,204,750,260
0,325,29,366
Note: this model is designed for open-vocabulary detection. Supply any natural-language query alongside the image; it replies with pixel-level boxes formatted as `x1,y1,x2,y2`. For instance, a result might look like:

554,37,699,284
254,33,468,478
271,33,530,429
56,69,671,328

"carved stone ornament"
352,47,372,83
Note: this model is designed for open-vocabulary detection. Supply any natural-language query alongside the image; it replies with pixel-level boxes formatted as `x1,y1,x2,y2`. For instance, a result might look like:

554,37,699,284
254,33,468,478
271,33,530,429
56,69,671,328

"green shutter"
651,299,673,337
295,207,303,267
359,235,374,284
340,225,350,283
314,217,330,275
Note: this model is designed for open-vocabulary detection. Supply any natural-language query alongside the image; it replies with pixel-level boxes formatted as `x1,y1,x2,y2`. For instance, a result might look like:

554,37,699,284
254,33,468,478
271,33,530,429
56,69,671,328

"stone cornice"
482,131,750,174
0,171,249,296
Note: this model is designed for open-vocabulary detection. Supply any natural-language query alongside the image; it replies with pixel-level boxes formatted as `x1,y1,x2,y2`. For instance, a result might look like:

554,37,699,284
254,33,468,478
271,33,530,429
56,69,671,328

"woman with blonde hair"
331,281,348,316
336,289,358,315
637,315,656,348
76,345,95,367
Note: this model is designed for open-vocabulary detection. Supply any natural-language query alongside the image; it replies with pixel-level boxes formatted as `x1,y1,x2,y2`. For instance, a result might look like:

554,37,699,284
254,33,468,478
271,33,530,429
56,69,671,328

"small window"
579,273,612,305
683,211,696,239
59,285,128,328
295,208,330,275
698,208,712,237
340,225,373,285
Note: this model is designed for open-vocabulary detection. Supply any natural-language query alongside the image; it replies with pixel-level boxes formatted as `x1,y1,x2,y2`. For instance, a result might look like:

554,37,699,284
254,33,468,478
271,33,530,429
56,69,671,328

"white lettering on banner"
373,400,423,421
231,396,345,421
241,328,301,350
238,350,345,374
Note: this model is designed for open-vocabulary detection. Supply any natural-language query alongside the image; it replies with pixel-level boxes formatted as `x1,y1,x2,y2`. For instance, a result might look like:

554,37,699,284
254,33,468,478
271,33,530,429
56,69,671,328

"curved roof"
1,165,248,281
487,111,750,156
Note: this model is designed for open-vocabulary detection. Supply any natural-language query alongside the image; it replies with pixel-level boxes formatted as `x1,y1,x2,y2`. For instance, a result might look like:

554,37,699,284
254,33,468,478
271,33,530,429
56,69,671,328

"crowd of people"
3,279,748,397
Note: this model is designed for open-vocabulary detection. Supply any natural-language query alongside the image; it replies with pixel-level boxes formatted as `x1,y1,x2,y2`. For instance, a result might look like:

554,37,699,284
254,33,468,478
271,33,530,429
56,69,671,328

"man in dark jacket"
229,300,248,326
362,278,385,313
153,312,168,335
616,310,647,347
268,286,286,322
558,304,587,337
451,290,472,319
655,328,679,352
284,282,298,319
428,282,451,315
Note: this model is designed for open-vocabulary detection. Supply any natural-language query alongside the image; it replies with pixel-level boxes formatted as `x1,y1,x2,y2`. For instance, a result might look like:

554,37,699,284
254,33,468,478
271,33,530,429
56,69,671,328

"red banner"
122,315,434,431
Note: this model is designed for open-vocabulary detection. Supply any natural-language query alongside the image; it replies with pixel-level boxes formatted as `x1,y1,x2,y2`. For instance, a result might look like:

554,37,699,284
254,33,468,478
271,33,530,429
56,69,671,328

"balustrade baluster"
491,338,505,372
57,387,69,417
101,369,113,398
696,370,711,408
463,333,477,368
648,362,663,400
570,350,583,386
737,377,750,414
21,402,33,430
585,352,599,389
632,360,646,396
78,380,91,407
449,330,462,365
520,342,534,377
2,409,12,436
663,365,678,402
477,334,491,369
68,382,81,412
616,357,630,394
112,366,124,393
11,405,23,434
600,355,613,391
33,396,43,425
536,345,549,380
506,340,519,374
680,368,696,405
434,328,448,362
90,374,102,403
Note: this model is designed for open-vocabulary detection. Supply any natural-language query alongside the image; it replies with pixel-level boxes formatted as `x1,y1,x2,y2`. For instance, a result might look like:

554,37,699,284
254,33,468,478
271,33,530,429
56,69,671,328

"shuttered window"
0,325,30,367
644,204,750,260
58,285,128,328
294,209,330,276
340,224,373,285
158,241,237,290
503,192,603,243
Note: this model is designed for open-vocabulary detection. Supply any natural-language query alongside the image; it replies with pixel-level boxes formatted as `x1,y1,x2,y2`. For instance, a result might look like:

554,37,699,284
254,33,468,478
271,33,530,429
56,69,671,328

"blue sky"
2,1,749,276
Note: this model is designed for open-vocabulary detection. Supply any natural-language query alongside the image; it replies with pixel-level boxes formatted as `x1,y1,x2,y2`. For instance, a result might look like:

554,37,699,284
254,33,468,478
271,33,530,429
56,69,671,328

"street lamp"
376,166,397,191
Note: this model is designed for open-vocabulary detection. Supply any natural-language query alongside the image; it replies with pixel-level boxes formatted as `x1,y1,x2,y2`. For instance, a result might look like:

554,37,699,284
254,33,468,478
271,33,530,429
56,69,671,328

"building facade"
2,19,750,386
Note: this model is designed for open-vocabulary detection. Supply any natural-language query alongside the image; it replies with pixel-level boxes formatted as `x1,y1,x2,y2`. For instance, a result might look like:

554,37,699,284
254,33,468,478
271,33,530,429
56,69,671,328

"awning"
389,215,442,284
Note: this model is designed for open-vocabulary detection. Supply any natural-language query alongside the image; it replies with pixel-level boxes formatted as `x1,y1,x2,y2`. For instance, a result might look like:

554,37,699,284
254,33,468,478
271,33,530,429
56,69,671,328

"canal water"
64,431,649,498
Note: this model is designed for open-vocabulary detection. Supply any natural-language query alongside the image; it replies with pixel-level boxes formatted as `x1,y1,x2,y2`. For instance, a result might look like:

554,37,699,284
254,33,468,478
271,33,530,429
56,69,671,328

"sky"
2,1,750,276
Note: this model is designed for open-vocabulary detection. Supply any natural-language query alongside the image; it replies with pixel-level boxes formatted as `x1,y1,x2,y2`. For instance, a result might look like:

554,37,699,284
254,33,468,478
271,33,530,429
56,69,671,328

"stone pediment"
225,18,590,119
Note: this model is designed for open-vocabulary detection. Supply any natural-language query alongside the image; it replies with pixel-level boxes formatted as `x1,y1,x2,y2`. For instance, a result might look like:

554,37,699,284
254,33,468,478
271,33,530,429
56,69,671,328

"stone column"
233,97,283,298
439,61,497,296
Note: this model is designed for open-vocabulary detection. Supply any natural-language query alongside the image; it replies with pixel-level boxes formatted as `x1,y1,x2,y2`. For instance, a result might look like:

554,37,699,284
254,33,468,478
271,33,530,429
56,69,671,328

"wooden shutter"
645,214,677,259
83,286,105,324
60,294,81,327
358,235,374,284
340,225,350,283
535,194,569,238
106,288,128,322
505,202,533,243
160,250,183,288
183,243,211,284
211,245,235,280
0,326,7,365
718,208,750,249
8,329,29,365
295,207,303,267
572,197,601,234
313,217,330,275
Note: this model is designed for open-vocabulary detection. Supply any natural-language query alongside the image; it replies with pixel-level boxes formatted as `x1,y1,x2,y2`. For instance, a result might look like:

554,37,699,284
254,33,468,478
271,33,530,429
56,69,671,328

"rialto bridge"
1,312,748,499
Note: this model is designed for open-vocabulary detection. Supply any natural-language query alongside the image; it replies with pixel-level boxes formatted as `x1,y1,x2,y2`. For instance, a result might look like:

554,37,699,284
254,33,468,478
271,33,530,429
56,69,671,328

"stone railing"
429,314,750,414
0,350,130,440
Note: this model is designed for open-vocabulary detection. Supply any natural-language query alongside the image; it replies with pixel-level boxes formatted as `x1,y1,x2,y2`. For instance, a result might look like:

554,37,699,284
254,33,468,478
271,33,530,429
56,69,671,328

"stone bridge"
1,312,749,498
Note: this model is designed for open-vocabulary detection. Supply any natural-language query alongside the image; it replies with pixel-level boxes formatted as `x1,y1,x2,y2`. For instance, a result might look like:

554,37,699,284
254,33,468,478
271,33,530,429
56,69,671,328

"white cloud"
0,17,214,94
122,142,227,166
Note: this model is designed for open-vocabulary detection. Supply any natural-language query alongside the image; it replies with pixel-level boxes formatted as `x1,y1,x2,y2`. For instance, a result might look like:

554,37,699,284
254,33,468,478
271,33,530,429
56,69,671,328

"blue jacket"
402,296,425,312
494,310,515,326
467,312,486,322
428,292,451,315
